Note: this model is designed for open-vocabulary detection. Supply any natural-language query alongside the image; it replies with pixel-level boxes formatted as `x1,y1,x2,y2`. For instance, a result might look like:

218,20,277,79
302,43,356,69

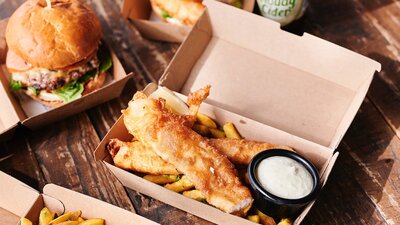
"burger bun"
5,0,102,70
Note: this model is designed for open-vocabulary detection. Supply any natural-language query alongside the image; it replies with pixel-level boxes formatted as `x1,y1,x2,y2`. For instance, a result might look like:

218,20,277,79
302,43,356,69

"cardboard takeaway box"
0,172,159,225
0,19,133,141
121,0,255,42
95,1,381,224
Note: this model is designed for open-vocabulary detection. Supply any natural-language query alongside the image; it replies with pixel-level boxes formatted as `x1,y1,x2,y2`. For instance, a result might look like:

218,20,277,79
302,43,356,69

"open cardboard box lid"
160,0,381,150
121,0,255,42
0,171,158,225
0,19,134,140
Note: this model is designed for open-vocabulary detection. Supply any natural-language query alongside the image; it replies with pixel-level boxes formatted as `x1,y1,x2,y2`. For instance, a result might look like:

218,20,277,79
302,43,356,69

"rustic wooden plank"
1,0,400,225
303,160,385,225
304,98,400,224
126,188,214,225
23,112,135,211
0,128,46,190
339,98,400,224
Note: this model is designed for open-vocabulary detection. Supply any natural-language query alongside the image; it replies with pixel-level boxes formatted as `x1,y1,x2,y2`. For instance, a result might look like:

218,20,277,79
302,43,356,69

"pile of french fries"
142,112,292,225
20,207,105,225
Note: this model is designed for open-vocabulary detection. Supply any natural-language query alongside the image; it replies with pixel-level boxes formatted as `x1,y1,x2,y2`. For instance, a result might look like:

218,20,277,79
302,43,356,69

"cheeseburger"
150,0,242,26
5,0,111,107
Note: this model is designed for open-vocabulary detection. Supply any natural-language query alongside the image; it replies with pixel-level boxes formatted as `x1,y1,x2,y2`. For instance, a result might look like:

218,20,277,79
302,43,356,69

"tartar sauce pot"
247,149,321,220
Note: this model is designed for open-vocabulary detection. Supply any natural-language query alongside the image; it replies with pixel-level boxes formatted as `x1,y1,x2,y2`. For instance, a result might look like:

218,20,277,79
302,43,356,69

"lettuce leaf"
53,81,84,103
79,43,113,83
27,87,38,95
98,44,112,74
52,43,112,103
160,10,172,18
10,79,23,91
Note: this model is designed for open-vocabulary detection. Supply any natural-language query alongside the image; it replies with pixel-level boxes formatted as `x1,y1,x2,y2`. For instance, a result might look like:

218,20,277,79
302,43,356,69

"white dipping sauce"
256,156,313,199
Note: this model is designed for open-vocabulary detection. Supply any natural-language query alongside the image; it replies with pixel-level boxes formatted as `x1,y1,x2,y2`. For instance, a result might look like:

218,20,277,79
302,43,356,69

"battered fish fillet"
108,139,180,175
186,85,211,126
208,139,293,165
108,138,293,174
123,91,253,215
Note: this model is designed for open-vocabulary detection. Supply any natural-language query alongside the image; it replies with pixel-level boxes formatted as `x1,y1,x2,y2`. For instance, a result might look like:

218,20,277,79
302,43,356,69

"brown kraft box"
95,1,381,224
0,19,133,141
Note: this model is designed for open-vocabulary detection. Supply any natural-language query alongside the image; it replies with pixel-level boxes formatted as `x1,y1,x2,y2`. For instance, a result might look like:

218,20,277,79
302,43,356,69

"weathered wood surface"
1,0,399,224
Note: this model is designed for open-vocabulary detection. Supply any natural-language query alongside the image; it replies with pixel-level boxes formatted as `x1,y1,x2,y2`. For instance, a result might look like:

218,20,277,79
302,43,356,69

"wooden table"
1,0,399,224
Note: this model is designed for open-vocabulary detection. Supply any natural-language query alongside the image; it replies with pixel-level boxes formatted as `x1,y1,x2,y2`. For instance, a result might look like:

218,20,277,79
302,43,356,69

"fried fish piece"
122,89,253,215
208,138,293,165
108,138,180,175
108,138,292,174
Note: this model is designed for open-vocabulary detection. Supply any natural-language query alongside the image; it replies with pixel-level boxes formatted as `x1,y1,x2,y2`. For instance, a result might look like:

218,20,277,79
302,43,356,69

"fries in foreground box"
0,172,158,225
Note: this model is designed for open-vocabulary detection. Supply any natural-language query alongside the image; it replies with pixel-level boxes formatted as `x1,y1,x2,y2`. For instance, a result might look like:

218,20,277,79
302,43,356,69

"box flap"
0,172,40,220
95,114,132,161
0,19,25,136
160,0,381,149
43,184,159,225
0,207,20,225
131,19,191,43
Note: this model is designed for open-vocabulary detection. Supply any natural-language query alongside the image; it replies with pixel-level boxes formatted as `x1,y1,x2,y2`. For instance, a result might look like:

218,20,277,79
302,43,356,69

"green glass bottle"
256,0,308,26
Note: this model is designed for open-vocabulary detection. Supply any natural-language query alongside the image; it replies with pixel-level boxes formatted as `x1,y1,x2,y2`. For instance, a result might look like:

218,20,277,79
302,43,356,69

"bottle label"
257,0,306,26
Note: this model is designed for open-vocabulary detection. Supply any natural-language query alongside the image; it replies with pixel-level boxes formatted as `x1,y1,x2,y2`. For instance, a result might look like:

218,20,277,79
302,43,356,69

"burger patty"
12,55,100,91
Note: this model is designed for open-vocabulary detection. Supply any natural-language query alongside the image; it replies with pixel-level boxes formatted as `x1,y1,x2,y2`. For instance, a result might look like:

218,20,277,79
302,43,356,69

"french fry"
182,189,206,202
48,212,71,225
143,174,182,184
257,210,276,225
223,122,242,139
165,175,194,192
196,113,217,128
277,218,292,225
39,207,55,225
78,218,105,225
247,215,260,223
57,222,79,225
192,124,210,136
209,128,226,138
20,218,33,225
68,210,81,221
22,208,104,225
